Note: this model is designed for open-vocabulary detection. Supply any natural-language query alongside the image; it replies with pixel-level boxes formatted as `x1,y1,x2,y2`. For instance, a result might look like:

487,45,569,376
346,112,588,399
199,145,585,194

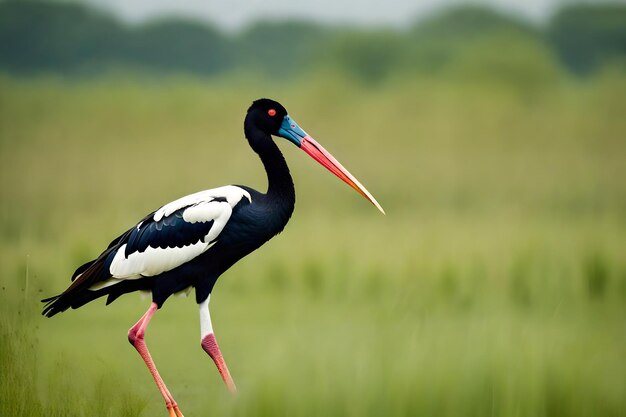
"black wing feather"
42,203,219,317
124,206,214,256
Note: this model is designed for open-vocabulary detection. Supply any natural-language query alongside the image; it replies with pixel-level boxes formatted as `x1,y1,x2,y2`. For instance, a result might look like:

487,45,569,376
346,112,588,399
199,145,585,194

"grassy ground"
0,72,625,417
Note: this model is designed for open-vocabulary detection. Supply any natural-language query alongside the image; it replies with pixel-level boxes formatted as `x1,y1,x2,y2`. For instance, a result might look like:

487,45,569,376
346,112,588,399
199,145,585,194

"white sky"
82,0,625,31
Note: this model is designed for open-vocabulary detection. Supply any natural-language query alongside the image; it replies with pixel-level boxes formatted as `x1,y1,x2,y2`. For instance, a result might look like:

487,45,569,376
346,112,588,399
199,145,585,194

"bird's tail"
41,288,105,318
41,257,110,317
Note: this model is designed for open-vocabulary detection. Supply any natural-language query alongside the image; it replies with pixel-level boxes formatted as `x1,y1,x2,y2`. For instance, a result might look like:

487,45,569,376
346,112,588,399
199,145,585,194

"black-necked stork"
42,99,384,417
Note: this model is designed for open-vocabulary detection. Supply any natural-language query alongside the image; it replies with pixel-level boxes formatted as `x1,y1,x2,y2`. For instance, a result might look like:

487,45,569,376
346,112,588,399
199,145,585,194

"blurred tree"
405,6,542,75
548,5,626,74
447,32,562,90
320,30,405,83
236,21,330,77
0,1,233,75
413,5,535,39
0,1,624,78
0,1,122,73
126,19,233,75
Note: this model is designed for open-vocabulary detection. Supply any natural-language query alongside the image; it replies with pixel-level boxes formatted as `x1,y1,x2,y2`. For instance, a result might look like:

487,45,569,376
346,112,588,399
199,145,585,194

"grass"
0,71,625,416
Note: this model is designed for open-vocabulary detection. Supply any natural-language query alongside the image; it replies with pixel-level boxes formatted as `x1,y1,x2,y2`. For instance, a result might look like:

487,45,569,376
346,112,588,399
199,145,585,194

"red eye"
268,109,276,117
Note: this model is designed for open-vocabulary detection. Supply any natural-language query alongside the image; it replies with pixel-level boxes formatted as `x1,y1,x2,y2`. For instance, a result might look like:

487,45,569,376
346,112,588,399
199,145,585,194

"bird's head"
246,98,289,136
246,98,385,214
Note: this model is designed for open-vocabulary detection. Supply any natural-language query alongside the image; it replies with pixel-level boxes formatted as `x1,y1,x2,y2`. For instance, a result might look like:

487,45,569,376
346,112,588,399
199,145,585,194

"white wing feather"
154,186,250,221
103,186,251,283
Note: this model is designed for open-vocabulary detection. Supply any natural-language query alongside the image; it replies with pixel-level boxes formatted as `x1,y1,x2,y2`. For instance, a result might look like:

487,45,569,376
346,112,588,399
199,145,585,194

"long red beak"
300,135,385,214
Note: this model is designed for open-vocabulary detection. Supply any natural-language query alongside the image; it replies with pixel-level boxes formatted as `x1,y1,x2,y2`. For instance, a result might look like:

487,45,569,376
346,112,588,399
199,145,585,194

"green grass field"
1,72,625,417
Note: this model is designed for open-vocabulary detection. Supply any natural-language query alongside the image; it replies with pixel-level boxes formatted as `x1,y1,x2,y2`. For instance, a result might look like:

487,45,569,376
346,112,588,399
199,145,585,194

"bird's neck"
246,128,295,215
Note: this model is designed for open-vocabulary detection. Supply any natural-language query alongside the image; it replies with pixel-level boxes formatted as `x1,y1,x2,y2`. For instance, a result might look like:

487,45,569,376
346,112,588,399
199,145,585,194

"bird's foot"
167,404,184,417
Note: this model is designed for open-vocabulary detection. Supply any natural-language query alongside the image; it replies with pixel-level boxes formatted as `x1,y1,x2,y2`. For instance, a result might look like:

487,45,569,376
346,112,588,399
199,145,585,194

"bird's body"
42,99,383,417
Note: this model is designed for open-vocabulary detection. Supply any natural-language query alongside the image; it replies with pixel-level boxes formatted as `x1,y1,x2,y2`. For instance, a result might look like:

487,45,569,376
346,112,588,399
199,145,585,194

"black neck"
245,125,295,216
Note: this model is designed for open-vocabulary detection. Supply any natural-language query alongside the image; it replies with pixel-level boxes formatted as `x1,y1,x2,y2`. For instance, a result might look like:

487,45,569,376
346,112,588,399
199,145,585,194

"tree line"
0,1,624,81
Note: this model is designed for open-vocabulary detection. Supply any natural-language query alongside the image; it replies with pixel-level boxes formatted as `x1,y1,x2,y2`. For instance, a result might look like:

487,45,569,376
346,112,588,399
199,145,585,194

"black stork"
42,98,384,417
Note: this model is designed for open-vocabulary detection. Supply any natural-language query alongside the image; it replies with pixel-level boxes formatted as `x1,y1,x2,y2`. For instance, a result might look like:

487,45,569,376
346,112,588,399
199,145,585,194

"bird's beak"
278,116,385,215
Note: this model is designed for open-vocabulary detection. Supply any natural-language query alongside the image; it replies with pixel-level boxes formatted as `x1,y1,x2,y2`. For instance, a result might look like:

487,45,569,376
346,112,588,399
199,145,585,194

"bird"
42,98,384,417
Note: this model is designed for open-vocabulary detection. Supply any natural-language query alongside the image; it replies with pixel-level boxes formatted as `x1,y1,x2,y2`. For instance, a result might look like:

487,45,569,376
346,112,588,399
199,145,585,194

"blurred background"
0,0,625,416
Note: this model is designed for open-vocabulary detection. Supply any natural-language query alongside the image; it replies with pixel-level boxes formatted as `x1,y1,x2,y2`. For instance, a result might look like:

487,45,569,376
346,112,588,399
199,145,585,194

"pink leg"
128,302,184,417
201,333,237,393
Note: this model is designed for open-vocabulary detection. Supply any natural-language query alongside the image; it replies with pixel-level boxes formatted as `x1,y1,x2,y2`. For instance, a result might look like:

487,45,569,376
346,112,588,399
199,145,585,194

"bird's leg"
202,333,237,393
199,296,237,393
128,302,185,417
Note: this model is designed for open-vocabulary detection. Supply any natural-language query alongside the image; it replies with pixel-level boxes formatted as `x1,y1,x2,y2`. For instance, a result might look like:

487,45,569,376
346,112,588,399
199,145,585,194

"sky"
81,0,624,31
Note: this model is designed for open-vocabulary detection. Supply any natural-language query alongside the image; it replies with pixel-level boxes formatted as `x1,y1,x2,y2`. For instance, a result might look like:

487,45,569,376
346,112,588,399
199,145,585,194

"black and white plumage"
42,98,384,417
44,186,255,314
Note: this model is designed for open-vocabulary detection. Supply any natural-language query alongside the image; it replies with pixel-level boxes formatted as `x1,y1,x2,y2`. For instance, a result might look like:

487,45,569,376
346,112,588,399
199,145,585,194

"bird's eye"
268,109,276,117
